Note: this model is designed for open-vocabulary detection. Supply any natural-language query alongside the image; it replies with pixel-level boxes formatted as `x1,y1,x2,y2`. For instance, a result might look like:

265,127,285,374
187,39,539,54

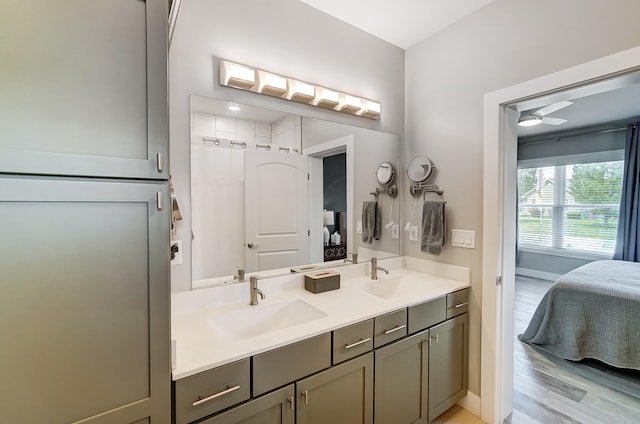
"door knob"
247,242,259,249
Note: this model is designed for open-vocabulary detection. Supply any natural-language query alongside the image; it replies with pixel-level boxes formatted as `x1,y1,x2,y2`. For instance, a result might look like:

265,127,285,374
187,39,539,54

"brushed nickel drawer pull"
302,390,309,404
454,302,469,308
384,324,406,335
345,337,372,349
192,385,241,406
287,396,295,410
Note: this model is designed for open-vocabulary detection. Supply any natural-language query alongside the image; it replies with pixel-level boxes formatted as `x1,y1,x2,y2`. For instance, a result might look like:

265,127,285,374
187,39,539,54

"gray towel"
362,201,381,244
421,200,445,254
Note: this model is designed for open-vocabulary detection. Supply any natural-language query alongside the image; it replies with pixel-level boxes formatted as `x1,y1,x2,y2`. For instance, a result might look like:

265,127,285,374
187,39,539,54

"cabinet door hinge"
496,276,503,286
156,192,163,210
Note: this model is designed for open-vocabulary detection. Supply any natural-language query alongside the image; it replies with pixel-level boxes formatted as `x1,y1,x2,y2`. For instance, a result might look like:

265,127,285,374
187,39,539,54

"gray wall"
404,0,640,397
169,0,405,292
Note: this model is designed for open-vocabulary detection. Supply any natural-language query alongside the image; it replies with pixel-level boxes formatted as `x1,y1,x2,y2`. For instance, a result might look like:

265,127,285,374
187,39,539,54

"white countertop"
171,256,470,380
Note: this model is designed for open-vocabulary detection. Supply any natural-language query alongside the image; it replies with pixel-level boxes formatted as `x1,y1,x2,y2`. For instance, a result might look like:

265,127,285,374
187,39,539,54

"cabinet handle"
156,192,163,210
157,152,163,172
429,334,439,346
345,337,372,350
384,324,406,335
454,302,469,308
302,390,309,404
192,385,240,407
287,396,295,411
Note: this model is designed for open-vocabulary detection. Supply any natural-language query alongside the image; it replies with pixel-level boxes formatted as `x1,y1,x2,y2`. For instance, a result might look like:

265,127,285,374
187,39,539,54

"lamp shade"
323,210,334,226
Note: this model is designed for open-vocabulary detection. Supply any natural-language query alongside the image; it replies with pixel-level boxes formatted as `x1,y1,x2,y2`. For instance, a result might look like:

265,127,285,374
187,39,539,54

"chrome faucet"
234,268,245,282
344,252,358,264
371,257,389,280
249,275,265,305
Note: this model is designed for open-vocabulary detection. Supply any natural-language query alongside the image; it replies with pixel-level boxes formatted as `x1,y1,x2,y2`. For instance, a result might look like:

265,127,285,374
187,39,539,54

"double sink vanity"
171,256,470,424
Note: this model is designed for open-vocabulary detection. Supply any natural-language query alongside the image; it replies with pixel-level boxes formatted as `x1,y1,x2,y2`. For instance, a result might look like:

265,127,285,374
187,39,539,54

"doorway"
481,46,640,424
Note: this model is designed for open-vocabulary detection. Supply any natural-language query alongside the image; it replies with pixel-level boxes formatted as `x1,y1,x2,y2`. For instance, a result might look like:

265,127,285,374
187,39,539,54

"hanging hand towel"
421,200,446,255
362,201,380,244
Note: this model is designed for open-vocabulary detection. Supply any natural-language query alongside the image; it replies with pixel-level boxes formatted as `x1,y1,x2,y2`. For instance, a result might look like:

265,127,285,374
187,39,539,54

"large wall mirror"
190,95,400,286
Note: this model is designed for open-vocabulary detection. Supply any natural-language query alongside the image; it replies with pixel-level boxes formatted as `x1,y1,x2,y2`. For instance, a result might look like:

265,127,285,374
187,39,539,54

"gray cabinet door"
296,352,373,424
374,330,429,424
428,313,469,422
0,176,170,423
200,385,295,424
0,0,168,179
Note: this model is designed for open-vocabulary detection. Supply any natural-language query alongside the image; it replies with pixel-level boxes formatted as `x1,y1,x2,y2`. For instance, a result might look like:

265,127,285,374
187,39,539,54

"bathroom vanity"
171,257,470,424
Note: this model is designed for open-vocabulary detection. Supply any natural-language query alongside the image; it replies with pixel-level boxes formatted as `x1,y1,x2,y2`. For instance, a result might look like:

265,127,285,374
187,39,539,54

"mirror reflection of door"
323,153,347,261
245,151,309,272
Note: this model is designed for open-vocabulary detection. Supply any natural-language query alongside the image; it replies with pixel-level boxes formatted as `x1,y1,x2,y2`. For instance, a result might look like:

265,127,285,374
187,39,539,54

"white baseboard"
457,391,481,417
515,267,561,282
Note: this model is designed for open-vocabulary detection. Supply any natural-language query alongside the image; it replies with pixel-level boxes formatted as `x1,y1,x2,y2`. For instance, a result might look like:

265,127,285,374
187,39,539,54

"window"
518,160,623,256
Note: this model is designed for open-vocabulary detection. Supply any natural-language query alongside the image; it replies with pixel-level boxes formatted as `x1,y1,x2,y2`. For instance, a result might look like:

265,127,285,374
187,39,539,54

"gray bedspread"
518,260,640,370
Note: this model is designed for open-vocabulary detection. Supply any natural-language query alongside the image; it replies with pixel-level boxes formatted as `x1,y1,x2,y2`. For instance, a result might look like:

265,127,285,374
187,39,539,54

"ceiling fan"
518,100,573,127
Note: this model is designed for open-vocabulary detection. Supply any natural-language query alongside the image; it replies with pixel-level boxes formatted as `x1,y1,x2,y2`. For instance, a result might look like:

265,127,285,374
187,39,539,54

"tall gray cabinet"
0,1,170,423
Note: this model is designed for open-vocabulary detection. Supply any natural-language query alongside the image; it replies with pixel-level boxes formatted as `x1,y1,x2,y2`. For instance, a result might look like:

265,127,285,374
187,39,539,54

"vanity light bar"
219,60,380,119
220,61,256,89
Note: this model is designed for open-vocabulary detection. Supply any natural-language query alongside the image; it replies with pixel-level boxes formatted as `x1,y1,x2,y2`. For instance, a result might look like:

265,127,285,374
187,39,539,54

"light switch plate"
409,226,418,242
391,224,399,239
451,229,475,249
356,221,363,234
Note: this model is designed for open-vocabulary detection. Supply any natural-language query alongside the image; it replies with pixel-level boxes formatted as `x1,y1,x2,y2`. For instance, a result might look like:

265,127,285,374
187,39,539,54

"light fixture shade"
315,87,340,108
340,94,362,113
258,71,287,96
288,79,315,102
361,100,381,118
518,115,542,127
220,61,256,89
323,210,334,226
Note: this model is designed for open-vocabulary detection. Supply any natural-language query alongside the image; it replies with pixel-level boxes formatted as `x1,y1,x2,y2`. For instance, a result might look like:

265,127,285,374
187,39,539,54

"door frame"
481,45,640,424
305,135,355,263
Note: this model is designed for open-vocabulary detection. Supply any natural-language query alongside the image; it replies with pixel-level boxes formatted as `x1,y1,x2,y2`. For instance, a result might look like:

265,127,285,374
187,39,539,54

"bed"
518,260,640,370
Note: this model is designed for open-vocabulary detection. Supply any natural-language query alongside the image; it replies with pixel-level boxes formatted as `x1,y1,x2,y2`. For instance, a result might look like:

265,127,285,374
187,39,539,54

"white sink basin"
361,275,423,299
208,299,327,339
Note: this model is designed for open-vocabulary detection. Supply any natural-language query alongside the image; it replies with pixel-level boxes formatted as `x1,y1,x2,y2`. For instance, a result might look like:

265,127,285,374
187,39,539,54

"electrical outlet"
170,240,182,265
391,224,399,239
409,226,418,242
356,221,363,234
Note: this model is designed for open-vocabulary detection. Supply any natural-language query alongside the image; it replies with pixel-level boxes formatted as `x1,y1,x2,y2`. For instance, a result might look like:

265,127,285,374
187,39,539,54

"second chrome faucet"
371,257,389,280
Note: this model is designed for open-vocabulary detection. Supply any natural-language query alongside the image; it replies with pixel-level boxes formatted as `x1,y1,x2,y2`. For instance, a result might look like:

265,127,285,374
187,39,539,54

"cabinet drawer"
253,333,331,397
333,319,374,364
174,358,250,424
408,296,446,334
199,384,295,424
374,309,407,348
447,288,469,319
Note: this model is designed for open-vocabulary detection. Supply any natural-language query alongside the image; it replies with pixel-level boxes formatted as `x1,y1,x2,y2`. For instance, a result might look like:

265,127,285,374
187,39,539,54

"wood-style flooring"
509,275,640,424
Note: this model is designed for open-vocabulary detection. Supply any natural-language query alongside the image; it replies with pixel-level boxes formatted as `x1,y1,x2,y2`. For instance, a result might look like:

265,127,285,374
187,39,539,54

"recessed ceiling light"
518,115,542,127
228,105,240,111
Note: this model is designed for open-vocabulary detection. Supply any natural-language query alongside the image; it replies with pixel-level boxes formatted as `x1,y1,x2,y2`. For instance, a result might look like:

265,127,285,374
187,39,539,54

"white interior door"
245,151,309,272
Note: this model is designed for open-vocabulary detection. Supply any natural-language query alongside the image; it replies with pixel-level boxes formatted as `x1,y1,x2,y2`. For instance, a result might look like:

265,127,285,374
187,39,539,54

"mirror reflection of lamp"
323,210,334,246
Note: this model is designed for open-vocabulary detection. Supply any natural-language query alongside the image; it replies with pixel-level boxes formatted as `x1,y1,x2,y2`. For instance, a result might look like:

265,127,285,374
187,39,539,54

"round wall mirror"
406,156,434,183
376,161,396,186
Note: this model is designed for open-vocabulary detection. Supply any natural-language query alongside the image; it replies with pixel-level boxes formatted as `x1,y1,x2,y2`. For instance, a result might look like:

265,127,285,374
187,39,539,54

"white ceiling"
298,0,498,49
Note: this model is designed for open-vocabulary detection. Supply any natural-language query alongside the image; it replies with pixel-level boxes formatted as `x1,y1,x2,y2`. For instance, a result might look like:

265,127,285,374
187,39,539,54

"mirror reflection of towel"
362,201,381,244
421,200,445,254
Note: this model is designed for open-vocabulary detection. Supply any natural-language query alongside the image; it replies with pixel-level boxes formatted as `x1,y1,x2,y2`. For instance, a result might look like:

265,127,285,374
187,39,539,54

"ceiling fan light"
518,115,542,127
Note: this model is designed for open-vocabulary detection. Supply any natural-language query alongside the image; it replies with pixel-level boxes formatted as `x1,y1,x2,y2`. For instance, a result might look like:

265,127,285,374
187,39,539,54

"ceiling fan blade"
541,117,567,125
533,100,573,117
